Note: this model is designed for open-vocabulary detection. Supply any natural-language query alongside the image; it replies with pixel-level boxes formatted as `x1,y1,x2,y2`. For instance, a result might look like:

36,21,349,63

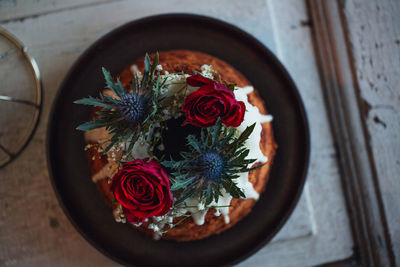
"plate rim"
47,13,310,266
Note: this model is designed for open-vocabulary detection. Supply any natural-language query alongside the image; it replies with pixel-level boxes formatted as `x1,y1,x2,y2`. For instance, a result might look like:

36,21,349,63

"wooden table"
0,0,398,266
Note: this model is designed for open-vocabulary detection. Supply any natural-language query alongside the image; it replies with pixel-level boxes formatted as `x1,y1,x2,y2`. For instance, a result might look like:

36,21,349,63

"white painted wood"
0,0,117,23
0,0,356,266
237,1,354,266
344,0,400,264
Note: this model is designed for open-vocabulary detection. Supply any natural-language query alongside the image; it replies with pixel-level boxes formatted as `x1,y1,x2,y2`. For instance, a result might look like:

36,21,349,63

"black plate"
47,14,309,266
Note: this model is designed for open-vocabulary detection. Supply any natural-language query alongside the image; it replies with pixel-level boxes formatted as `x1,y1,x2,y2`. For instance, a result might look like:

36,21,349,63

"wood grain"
0,0,119,23
344,0,400,265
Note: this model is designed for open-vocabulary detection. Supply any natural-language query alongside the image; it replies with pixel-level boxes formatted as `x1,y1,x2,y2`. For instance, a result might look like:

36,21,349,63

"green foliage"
162,119,260,206
223,81,237,91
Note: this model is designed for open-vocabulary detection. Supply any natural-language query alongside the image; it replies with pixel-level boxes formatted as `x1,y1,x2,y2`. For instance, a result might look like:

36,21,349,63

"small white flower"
156,64,163,71
160,87,168,95
197,203,205,210
157,144,165,151
154,233,161,240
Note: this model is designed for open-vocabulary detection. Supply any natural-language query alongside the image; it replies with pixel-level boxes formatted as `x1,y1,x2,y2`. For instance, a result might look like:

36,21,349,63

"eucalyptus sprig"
162,119,261,206
74,52,166,154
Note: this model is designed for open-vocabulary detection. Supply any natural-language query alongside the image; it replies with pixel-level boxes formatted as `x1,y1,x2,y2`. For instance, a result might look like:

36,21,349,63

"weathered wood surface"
0,0,363,266
343,0,400,264
0,0,118,23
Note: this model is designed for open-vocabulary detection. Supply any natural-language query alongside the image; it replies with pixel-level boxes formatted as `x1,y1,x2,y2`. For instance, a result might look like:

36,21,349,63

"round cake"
76,50,277,241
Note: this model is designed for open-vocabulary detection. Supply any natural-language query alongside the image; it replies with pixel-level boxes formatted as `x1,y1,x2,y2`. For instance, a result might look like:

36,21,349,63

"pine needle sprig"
162,119,260,206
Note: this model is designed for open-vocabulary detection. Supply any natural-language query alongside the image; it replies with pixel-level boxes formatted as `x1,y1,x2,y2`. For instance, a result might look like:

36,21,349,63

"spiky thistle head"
117,93,150,126
162,119,259,206
198,151,225,181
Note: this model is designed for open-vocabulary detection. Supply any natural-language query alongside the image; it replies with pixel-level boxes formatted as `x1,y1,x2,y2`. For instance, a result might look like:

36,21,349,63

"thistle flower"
162,119,260,205
74,53,165,154
118,94,150,126
198,151,225,181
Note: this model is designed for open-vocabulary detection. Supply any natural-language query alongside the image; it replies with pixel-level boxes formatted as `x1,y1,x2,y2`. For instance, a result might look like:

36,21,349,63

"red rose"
183,75,245,127
111,159,173,223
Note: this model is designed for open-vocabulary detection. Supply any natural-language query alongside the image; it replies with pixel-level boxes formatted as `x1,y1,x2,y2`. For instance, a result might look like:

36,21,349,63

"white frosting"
234,86,273,163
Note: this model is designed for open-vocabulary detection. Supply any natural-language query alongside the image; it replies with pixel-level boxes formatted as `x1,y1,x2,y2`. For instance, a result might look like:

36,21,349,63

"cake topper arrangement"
75,52,274,239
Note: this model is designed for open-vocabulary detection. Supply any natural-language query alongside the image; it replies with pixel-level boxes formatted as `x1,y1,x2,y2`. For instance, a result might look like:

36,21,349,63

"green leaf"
237,123,256,145
236,149,250,162
150,52,159,76
223,81,236,91
74,96,115,109
223,179,245,198
104,141,116,154
131,74,138,93
103,95,119,105
246,162,265,172
125,131,137,155
144,53,151,73
204,183,213,205
102,67,125,98
187,134,201,152
210,118,222,146
175,187,197,206
76,119,110,131
115,78,126,97
171,177,195,191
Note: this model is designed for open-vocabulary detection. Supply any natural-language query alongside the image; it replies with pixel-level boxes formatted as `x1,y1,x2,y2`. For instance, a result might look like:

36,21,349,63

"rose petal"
111,159,173,221
186,74,215,87
222,101,245,127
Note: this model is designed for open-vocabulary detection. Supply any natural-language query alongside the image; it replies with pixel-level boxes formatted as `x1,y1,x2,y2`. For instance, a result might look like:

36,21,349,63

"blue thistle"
118,94,150,125
198,151,225,181
162,119,259,205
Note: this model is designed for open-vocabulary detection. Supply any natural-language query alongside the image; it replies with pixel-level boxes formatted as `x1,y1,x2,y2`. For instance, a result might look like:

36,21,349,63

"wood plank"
241,0,355,265
0,0,117,23
343,0,400,265
308,0,399,265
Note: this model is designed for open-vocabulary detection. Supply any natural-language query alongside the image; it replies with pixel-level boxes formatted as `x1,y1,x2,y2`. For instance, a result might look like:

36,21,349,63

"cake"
75,50,277,241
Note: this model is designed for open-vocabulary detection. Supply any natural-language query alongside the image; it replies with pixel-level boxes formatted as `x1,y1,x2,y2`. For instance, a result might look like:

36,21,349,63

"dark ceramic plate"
47,14,309,267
